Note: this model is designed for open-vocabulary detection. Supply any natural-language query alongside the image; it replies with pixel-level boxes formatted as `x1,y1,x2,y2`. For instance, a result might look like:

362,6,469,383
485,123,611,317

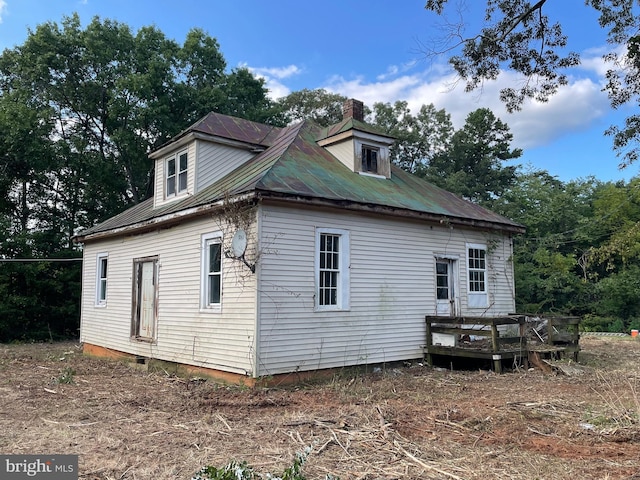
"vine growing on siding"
216,192,259,277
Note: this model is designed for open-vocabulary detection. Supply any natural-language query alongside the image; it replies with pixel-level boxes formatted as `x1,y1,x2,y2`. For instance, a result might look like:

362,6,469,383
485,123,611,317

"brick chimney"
343,99,364,122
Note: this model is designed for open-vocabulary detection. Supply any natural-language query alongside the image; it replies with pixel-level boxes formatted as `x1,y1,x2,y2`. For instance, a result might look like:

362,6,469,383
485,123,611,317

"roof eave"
256,190,525,235
75,192,257,243
150,132,265,159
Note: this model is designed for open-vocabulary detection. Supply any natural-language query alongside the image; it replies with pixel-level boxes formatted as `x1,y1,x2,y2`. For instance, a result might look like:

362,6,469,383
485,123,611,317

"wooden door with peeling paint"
132,257,158,341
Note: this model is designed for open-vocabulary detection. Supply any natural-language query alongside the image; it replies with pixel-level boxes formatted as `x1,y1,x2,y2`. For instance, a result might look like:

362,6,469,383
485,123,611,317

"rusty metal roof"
156,112,283,152
77,113,523,241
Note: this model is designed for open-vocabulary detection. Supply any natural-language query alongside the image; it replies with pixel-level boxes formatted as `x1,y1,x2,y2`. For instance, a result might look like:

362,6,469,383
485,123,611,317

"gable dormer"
317,99,394,179
149,113,282,209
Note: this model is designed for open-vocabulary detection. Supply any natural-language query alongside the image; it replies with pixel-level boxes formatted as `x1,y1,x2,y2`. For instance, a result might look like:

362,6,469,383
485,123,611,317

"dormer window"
166,150,188,198
361,146,379,173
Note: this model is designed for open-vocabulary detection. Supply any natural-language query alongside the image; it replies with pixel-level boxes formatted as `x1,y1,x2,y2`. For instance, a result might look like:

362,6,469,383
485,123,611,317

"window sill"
358,171,386,179
200,306,222,314
131,336,155,344
164,191,189,202
314,306,351,313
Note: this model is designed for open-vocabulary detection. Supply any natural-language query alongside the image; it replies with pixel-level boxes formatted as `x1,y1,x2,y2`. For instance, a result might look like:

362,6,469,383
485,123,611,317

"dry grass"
2,337,640,479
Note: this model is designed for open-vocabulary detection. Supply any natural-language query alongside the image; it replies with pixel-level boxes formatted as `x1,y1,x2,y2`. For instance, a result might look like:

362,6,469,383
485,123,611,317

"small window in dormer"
166,150,188,198
362,146,379,173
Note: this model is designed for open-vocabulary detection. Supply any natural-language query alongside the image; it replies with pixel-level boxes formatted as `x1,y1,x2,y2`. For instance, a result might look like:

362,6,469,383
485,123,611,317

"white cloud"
250,64,302,80
243,63,302,99
323,60,611,151
325,74,423,109
0,1,7,23
243,49,613,153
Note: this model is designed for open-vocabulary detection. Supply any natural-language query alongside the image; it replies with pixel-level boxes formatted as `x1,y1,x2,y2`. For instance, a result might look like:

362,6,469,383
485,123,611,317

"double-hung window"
316,228,350,310
166,150,188,198
95,253,108,306
201,233,222,309
467,243,488,307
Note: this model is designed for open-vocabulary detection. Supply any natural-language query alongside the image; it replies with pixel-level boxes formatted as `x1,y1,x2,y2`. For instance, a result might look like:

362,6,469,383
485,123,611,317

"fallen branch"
393,440,465,480
216,413,232,431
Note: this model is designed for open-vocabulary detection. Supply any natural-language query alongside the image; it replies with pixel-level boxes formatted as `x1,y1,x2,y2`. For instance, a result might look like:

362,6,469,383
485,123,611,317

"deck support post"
425,316,433,367
491,324,502,373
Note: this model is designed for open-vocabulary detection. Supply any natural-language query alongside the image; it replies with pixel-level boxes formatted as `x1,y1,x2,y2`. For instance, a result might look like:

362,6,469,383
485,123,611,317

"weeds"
55,366,76,384
587,372,640,429
191,447,338,480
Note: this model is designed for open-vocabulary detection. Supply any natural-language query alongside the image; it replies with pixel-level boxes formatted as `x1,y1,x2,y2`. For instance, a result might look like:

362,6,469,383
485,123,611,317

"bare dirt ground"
2,337,640,480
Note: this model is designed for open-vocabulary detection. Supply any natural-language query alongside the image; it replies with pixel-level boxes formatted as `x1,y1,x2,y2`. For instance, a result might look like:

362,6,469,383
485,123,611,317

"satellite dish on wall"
231,229,248,258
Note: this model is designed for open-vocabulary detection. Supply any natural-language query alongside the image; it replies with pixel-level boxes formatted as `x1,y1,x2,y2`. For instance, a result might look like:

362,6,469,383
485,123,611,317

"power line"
0,258,82,262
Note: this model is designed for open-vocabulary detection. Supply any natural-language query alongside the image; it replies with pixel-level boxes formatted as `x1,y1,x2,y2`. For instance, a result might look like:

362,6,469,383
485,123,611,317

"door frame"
131,256,159,342
435,256,460,317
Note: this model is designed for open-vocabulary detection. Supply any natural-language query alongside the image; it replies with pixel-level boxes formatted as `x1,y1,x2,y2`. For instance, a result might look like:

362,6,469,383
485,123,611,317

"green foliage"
371,100,453,173
56,366,76,384
425,1,640,165
192,447,337,480
0,14,281,341
593,265,640,321
418,108,520,206
277,89,348,127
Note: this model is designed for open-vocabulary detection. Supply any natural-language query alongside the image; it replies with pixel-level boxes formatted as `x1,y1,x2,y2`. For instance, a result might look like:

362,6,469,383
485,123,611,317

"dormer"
149,113,282,209
317,99,394,179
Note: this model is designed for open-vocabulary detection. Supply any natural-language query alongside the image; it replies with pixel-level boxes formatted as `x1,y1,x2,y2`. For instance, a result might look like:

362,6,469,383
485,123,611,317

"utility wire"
0,258,82,262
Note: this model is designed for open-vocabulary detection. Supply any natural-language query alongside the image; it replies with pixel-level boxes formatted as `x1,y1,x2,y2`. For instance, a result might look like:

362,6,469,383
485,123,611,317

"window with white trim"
316,228,350,310
467,243,488,307
201,233,222,309
166,150,188,198
95,253,108,306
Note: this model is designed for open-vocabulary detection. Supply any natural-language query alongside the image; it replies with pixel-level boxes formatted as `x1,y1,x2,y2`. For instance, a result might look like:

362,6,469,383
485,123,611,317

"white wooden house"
75,99,524,384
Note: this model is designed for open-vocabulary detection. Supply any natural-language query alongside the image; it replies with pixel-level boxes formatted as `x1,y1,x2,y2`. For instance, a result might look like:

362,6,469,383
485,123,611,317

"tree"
0,14,282,340
492,170,598,314
419,108,521,205
277,89,348,127
0,14,282,229
371,101,453,173
424,0,640,166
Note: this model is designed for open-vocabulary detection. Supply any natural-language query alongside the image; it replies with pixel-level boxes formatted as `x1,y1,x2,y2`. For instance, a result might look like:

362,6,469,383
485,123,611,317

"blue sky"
0,0,636,183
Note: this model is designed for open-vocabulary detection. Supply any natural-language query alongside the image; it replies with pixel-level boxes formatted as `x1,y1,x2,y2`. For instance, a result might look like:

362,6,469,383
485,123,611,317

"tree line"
1,14,638,341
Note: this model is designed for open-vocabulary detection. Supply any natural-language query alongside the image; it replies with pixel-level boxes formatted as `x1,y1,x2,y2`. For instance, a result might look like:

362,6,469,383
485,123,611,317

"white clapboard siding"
256,203,516,376
195,140,255,193
80,215,258,375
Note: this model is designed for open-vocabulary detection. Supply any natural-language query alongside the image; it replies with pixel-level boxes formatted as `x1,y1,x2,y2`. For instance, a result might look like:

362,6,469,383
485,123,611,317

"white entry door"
436,259,458,316
132,258,158,340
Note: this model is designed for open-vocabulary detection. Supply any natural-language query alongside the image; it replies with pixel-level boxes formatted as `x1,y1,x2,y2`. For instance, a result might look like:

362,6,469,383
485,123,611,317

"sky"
0,0,636,183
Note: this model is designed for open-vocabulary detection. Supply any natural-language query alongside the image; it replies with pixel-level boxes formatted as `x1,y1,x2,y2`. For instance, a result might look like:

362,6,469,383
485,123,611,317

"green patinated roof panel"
78,112,521,240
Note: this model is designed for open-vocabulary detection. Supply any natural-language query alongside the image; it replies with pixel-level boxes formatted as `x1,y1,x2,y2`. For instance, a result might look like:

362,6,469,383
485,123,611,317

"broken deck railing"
424,315,581,373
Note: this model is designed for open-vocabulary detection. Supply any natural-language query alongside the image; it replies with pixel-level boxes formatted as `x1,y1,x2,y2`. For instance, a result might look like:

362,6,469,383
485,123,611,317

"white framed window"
166,150,188,198
95,252,108,306
201,233,222,310
315,228,350,311
467,243,488,308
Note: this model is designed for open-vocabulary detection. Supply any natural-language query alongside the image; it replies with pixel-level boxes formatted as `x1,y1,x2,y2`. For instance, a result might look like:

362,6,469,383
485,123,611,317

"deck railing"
424,315,581,373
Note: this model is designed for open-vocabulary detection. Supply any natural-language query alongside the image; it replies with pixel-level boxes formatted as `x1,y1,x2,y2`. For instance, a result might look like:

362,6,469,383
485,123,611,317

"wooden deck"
424,315,581,373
